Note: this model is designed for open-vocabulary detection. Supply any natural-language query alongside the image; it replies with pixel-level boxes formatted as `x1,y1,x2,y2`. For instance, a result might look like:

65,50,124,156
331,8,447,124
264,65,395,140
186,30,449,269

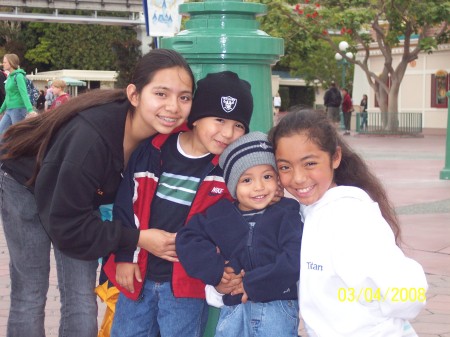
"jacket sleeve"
176,207,228,286
332,199,428,320
243,206,303,303
35,133,139,261
15,74,33,112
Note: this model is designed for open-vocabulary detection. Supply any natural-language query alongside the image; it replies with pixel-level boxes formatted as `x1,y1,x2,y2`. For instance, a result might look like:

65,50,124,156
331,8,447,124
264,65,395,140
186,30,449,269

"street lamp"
335,41,353,129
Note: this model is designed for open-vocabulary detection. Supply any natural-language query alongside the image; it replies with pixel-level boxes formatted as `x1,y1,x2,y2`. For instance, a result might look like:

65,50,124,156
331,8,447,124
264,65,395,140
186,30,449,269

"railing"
355,112,422,135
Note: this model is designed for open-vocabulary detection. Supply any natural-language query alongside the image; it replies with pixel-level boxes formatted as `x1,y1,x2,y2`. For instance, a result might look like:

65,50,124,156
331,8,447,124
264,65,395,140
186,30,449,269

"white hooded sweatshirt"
299,186,427,337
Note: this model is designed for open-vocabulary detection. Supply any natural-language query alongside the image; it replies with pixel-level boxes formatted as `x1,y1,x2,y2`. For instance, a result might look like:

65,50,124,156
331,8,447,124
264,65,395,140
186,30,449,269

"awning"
59,77,87,86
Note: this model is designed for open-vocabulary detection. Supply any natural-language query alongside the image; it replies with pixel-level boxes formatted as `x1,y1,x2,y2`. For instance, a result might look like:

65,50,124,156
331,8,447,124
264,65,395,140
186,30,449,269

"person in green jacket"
0,53,34,135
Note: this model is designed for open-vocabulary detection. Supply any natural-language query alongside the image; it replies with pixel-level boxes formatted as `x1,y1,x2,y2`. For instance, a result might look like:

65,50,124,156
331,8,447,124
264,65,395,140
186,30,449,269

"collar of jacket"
10,68,26,76
150,123,220,166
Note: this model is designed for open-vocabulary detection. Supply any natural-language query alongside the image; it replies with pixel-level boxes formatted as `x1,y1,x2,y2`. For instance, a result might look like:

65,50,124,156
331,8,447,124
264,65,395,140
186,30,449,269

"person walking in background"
269,109,428,337
104,71,254,337
323,81,342,127
45,84,55,111
36,90,46,112
273,91,281,113
0,54,34,135
48,79,70,111
176,131,302,337
341,87,353,135
273,91,283,125
360,94,368,131
0,49,196,337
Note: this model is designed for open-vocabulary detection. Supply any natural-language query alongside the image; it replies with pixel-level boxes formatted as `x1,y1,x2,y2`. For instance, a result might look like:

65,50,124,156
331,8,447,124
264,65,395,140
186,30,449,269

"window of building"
431,70,449,108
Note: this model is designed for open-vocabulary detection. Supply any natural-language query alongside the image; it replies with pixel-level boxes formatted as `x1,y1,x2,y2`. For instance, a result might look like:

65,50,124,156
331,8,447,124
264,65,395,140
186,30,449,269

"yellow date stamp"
337,287,426,303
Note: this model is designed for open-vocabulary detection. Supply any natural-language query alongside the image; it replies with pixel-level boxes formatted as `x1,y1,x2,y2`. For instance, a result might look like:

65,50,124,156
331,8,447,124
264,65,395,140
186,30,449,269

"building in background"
27,69,118,97
352,42,449,135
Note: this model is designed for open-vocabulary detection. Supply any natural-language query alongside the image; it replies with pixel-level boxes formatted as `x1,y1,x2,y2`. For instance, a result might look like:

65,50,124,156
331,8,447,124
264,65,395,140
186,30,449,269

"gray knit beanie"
219,131,277,198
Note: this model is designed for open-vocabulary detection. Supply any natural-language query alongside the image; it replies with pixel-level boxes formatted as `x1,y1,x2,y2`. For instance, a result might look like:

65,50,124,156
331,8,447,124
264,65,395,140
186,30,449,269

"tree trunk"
375,85,389,129
387,83,400,131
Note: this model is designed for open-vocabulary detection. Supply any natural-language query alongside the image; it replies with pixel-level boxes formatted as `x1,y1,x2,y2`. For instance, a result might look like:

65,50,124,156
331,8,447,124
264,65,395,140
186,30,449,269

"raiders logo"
221,96,237,113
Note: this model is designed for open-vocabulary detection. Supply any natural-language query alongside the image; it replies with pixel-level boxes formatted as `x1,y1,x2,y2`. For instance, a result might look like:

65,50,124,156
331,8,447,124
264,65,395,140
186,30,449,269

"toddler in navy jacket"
176,131,303,337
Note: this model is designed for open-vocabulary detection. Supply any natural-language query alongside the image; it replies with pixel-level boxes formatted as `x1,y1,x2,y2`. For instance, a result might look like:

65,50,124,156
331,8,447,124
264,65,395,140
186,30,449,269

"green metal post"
439,90,450,180
161,0,284,133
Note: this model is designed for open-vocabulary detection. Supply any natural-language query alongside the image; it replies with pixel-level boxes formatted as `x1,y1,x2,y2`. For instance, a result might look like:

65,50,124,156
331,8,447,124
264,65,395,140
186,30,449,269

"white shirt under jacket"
299,186,427,337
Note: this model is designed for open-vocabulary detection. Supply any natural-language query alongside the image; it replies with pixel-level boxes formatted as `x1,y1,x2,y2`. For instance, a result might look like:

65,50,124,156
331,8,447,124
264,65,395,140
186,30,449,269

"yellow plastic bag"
95,281,120,337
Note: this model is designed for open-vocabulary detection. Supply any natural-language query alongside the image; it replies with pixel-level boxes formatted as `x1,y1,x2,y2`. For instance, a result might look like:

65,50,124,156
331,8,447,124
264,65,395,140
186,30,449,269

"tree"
112,38,143,88
1,17,142,85
24,23,140,71
0,21,28,68
259,9,353,91
263,0,449,130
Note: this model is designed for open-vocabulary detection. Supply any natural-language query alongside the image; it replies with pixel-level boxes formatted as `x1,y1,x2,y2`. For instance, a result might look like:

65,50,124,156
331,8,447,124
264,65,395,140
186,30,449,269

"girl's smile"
275,133,341,206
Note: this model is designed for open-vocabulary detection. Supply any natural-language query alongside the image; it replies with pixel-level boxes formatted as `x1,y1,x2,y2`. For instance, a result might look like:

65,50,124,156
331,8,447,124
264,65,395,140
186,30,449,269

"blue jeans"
215,300,299,337
111,280,208,337
0,108,28,135
0,169,99,337
360,111,368,130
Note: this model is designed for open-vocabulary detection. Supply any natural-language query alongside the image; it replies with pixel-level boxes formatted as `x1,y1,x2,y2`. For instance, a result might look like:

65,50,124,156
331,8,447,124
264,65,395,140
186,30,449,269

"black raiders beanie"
187,71,253,133
219,131,277,198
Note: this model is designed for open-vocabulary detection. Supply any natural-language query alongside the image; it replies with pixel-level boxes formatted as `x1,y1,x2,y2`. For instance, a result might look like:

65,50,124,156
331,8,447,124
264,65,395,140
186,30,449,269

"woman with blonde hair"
0,54,34,135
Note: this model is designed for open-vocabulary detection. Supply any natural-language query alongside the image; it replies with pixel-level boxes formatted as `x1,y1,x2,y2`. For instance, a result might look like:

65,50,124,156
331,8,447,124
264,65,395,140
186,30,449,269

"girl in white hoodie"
269,109,427,337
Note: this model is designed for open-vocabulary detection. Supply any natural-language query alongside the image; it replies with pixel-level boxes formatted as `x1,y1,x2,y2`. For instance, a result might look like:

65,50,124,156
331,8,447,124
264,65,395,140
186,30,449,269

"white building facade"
352,42,449,135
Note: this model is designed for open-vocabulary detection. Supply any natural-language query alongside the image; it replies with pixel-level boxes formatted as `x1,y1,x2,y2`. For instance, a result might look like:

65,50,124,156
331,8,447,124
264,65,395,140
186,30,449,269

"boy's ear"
126,84,139,108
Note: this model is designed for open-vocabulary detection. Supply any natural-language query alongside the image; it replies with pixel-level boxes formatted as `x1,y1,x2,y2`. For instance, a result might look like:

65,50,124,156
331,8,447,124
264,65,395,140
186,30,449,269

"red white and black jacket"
103,126,233,300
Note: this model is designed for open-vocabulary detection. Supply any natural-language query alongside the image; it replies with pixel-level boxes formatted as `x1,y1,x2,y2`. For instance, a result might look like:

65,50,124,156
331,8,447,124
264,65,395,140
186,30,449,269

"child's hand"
230,273,247,298
215,267,244,294
138,229,179,262
116,262,142,293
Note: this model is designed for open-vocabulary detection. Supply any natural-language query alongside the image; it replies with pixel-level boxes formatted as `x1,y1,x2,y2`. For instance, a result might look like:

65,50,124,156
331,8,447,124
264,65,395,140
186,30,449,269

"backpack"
329,88,342,106
14,74,40,107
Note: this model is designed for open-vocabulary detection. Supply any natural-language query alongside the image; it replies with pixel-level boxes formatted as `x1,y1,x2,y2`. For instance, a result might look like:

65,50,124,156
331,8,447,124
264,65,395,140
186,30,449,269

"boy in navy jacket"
176,131,303,337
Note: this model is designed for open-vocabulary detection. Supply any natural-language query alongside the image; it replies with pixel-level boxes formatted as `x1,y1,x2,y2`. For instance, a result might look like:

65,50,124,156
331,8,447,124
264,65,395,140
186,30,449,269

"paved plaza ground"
0,132,449,336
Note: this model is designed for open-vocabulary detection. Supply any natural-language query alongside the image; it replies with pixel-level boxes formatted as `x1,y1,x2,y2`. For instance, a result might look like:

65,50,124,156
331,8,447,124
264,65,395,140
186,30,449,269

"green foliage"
257,0,449,114
258,0,354,90
1,18,142,84
266,0,449,58
23,23,139,71
112,39,142,88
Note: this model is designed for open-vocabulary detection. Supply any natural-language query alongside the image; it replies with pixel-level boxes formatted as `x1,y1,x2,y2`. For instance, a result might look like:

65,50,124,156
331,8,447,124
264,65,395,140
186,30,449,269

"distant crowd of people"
324,81,368,135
